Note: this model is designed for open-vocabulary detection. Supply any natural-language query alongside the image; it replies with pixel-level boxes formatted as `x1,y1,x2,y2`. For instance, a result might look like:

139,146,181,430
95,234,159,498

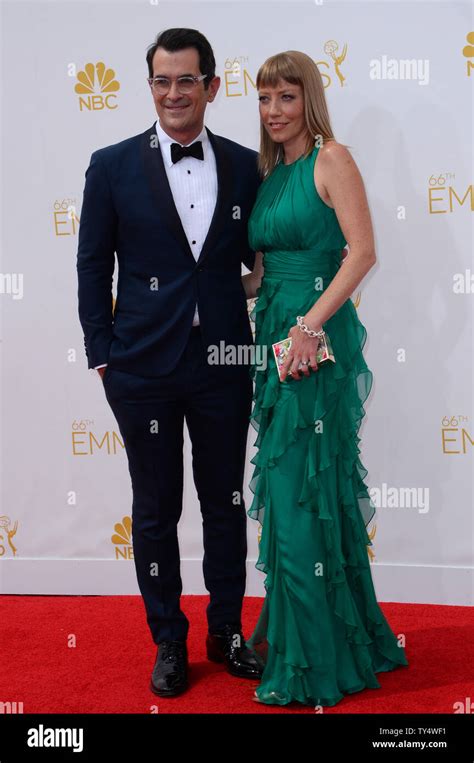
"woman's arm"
303,142,376,332
242,251,265,299
280,143,376,381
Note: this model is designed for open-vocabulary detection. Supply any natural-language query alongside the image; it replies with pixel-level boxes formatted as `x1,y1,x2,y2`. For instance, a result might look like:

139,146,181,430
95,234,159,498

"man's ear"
208,75,221,102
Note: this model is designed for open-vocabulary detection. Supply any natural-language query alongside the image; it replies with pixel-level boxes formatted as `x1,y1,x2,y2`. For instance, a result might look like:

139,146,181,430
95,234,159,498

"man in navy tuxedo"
77,28,263,696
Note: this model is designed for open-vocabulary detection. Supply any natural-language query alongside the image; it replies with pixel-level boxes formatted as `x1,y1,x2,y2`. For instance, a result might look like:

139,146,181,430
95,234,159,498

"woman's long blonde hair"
256,50,338,178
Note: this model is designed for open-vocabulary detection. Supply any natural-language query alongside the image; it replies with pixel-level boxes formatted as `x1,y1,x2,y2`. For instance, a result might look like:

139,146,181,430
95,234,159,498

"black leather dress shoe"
150,640,189,697
206,624,264,679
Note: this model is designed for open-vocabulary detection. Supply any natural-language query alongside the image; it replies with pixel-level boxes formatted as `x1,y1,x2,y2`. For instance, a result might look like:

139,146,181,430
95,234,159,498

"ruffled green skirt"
246,275,409,707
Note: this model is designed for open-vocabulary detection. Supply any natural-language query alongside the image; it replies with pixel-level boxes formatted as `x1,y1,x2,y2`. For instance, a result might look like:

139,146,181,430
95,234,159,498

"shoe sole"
149,680,189,697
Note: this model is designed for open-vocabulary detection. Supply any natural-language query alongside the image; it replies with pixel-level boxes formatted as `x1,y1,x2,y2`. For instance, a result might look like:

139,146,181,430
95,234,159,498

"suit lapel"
141,124,193,260
141,123,234,267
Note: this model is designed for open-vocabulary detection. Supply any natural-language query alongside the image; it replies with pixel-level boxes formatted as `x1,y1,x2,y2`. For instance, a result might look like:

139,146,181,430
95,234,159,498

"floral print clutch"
271,332,335,381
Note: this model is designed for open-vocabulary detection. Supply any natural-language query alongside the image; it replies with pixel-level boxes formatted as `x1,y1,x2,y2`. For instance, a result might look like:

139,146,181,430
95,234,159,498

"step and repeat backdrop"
1,0,472,603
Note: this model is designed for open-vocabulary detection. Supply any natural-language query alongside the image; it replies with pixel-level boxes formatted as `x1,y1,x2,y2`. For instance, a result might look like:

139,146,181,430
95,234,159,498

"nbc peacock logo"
111,516,134,560
74,62,120,111
462,31,474,76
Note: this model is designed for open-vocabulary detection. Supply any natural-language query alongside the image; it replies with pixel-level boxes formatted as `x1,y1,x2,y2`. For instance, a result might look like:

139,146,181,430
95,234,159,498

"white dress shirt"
94,119,218,370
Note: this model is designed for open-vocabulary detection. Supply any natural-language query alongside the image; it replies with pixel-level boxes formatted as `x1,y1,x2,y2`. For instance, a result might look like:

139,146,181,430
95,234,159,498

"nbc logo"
112,516,133,560
74,62,120,111
462,32,474,76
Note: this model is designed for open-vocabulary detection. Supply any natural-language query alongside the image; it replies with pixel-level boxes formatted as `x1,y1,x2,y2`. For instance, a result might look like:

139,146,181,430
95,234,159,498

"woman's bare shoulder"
315,140,360,185
318,140,353,165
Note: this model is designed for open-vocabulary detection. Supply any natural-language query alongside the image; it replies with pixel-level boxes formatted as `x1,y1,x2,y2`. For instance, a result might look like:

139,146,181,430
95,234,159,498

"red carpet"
2,595,472,713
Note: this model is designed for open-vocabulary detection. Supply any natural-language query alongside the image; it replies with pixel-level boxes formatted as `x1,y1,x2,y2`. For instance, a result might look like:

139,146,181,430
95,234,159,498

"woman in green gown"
242,50,409,707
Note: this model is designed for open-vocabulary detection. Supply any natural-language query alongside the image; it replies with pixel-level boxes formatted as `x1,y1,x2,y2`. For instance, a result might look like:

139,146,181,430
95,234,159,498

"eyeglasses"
147,74,208,95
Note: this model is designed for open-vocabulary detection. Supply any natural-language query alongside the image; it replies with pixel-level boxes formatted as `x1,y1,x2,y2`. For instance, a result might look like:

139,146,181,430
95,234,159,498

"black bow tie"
170,141,204,164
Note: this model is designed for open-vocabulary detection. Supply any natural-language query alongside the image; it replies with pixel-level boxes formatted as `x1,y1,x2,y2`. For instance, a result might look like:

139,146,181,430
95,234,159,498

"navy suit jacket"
77,123,261,377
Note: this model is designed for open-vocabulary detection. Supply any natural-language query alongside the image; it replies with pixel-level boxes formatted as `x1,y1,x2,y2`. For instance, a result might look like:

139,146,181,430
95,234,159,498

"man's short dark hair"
146,28,216,89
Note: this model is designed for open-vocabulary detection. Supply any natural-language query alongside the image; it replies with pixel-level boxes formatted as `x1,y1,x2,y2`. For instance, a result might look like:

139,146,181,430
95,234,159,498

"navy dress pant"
102,326,253,644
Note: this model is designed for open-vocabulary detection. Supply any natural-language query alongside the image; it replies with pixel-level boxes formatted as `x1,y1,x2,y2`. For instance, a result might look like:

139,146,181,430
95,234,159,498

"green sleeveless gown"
246,145,408,707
